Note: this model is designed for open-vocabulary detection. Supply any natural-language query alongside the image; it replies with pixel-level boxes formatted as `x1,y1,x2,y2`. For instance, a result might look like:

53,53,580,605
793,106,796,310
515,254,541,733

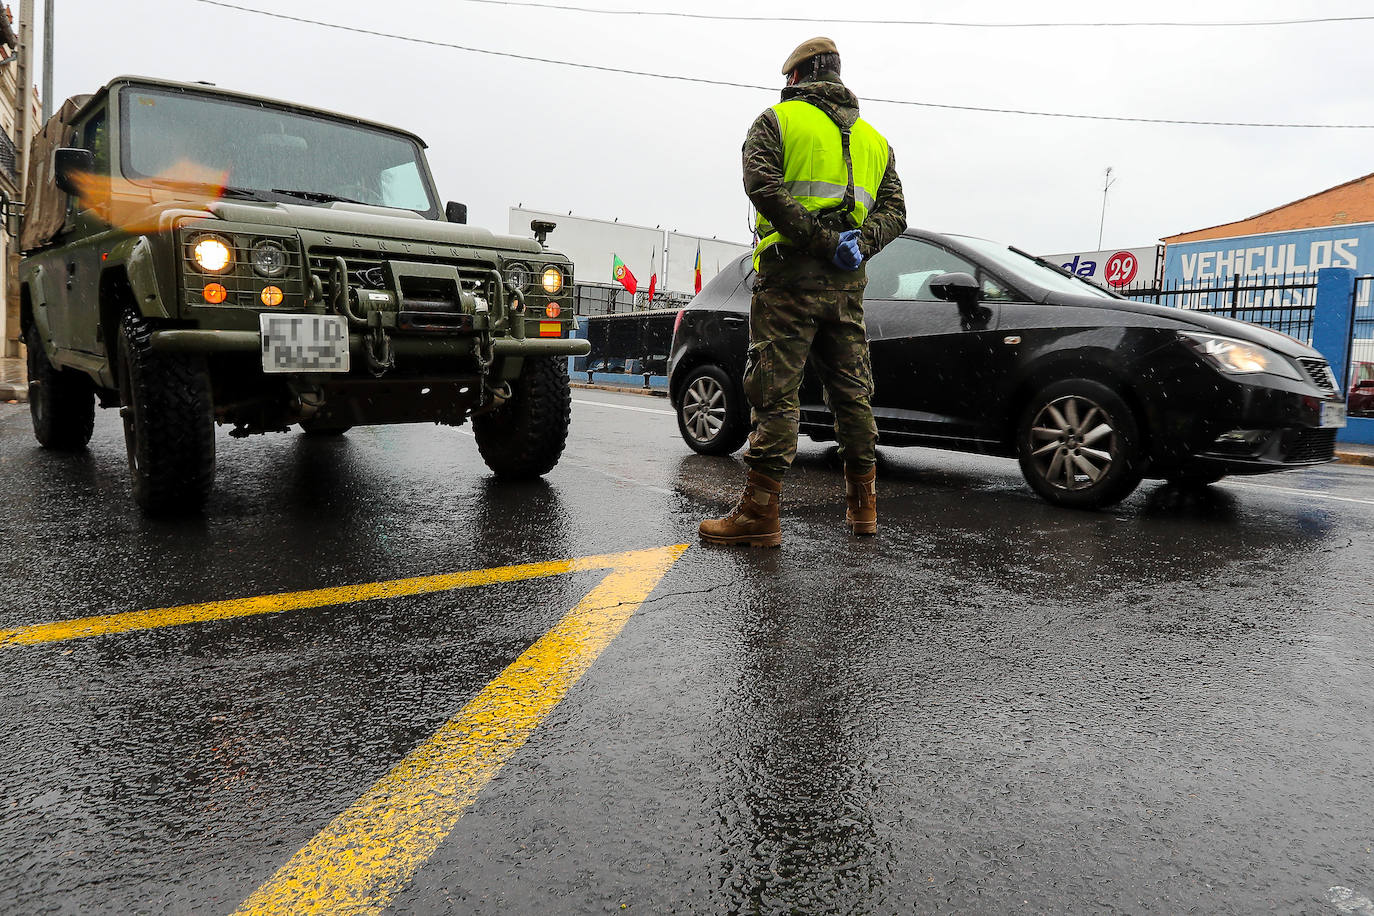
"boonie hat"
782,36,839,75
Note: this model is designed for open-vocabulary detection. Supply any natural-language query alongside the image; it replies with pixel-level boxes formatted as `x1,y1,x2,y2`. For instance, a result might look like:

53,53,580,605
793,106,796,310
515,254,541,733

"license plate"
260,314,350,374
1320,401,1348,428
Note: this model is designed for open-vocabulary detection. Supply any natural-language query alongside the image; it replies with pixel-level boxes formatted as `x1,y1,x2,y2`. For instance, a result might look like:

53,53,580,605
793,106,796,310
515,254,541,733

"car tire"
25,324,95,450
473,355,571,479
676,363,749,455
117,310,216,514
1017,379,1145,510
299,419,352,436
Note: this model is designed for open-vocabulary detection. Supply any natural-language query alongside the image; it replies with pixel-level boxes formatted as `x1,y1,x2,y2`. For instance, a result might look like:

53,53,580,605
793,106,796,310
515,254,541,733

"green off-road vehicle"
17,76,587,512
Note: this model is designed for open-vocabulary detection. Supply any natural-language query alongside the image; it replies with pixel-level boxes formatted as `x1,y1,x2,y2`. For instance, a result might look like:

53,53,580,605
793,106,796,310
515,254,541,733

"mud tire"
25,324,94,450
117,310,216,514
473,356,571,479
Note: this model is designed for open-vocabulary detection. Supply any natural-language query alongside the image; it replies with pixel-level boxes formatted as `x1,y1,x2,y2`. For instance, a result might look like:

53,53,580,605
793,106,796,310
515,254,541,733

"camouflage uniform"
742,73,907,482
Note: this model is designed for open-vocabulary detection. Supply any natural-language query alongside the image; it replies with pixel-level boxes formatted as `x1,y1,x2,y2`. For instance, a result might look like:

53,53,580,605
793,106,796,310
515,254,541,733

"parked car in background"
668,229,1347,509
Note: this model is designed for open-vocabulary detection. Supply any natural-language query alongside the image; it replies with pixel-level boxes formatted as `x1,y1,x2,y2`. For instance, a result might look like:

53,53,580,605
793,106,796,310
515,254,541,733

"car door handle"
722,316,745,325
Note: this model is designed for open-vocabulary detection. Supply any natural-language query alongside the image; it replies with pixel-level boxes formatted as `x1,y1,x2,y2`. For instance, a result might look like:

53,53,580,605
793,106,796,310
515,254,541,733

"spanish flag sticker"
539,322,562,338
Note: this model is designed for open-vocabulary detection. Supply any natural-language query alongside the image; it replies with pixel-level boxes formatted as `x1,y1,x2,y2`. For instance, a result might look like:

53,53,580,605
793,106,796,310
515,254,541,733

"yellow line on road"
232,543,687,916
0,547,681,648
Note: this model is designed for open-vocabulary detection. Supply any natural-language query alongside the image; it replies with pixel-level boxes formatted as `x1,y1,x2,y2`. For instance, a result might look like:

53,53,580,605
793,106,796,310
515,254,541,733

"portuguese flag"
612,254,637,295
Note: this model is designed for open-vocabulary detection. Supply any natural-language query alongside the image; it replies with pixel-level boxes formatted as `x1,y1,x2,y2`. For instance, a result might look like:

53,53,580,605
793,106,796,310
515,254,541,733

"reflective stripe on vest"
754,99,890,269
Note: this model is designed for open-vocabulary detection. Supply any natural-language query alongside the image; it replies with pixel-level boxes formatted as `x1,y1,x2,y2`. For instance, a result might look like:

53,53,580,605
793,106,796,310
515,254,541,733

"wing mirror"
929,271,981,308
53,148,94,196
445,201,468,224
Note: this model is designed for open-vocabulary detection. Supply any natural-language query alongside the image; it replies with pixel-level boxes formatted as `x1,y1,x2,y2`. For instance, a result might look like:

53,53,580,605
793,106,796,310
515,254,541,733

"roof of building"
1163,171,1374,244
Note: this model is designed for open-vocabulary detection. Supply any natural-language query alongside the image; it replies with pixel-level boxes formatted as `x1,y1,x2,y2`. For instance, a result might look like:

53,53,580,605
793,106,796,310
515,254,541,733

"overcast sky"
38,0,1374,254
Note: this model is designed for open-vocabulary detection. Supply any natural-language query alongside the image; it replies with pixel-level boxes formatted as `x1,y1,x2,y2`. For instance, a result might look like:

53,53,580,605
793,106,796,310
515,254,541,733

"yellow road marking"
0,547,680,648
232,543,687,916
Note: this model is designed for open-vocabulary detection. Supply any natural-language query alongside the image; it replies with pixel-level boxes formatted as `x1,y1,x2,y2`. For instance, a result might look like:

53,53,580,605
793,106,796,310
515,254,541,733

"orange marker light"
260,286,284,307
203,283,228,304
545,302,561,318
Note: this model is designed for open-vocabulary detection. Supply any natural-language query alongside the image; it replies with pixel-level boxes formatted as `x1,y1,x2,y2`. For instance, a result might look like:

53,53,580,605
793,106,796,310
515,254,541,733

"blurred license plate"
260,314,350,373
1321,401,1347,428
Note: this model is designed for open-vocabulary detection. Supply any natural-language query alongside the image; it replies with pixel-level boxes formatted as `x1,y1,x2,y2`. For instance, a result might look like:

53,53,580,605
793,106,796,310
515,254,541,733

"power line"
423,1,1374,30
189,0,1374,130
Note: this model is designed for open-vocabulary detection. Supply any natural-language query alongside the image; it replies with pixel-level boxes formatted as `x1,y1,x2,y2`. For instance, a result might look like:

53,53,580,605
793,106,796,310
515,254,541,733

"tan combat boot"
845,465,877,536
699,470,783,547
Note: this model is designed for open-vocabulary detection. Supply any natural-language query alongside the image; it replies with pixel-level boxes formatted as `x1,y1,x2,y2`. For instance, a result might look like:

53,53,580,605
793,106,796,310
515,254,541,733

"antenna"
1097,167,1117,250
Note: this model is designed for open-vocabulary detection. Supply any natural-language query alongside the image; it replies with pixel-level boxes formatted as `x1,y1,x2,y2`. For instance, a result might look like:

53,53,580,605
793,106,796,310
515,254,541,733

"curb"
1335,450,1374,468
0,382,27,403
570,381,668,399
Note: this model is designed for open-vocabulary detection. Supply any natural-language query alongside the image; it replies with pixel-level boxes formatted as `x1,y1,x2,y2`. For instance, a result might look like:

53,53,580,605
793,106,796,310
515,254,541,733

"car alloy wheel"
1017,378,1145,510
675,363,748,455
1027,394,1117,491
683,374,727,445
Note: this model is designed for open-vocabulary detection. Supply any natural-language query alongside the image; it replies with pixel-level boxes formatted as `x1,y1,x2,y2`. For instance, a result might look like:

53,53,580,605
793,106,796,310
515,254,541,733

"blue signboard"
1163,223,1374,285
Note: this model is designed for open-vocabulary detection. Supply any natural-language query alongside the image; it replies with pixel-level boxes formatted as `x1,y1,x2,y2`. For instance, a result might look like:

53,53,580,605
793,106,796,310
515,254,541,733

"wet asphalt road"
1,391,1373,916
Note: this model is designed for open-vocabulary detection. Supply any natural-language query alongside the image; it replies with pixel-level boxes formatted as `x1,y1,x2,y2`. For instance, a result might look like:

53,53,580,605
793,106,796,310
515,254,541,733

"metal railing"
1122,273,1317,342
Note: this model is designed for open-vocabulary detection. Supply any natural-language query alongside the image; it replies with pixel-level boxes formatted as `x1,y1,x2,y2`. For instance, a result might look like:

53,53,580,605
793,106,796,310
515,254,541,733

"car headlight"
251,239,288,278
1180,332,1302,380
191,235,233,274
541,266,564,295
505,262,530,292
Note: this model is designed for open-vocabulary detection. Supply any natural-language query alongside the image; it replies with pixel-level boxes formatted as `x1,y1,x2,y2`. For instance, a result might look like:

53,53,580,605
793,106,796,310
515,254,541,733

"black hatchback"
667,229,1348,508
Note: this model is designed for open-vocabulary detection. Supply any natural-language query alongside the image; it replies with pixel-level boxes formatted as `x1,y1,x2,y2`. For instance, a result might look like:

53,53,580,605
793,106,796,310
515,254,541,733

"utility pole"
1096,166,1116,250
41,0,51,121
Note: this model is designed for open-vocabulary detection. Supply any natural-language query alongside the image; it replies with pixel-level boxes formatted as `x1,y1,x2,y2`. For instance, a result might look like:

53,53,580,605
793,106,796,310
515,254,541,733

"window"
866,237,981,301
82,107,109,175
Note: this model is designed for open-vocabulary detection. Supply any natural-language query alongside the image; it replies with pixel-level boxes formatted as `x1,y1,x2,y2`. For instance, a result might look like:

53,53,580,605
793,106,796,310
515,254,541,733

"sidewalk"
0,356,25,403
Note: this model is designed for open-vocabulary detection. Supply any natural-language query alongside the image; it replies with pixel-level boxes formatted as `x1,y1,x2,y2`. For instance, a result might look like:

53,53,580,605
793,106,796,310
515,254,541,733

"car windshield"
119,86,438,216
948,235,1118,299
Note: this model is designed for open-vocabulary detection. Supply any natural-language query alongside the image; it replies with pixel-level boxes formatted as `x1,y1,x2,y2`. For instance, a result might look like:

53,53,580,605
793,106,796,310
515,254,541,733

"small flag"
612,254,637,295
694,242,703,294
646,250,657,307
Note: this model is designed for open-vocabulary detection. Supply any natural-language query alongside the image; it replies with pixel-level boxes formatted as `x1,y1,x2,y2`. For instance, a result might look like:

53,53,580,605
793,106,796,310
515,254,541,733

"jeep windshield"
118,85,439,217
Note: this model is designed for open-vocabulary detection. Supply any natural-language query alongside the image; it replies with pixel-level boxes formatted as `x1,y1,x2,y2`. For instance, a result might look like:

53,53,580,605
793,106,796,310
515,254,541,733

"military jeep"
18,76,588,512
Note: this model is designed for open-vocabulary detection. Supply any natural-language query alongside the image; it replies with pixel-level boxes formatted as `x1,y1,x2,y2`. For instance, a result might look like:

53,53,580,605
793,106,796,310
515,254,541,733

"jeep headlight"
505,262,530,292
541,266,564,295
191,235,233,274
251,239,288,278
1181,332,1302,380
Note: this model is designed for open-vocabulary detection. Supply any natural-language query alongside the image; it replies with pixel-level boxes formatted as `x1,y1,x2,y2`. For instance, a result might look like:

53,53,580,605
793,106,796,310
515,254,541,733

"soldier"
699,37,907,547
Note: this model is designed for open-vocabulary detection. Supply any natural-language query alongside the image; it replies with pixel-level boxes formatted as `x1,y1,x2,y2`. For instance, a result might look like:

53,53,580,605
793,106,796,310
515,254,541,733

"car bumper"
1158,374,1344,474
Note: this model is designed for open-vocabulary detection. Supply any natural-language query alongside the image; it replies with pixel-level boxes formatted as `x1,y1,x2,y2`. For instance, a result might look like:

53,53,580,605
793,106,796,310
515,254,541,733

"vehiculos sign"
1042,245,1162,290
1162,223,1373,285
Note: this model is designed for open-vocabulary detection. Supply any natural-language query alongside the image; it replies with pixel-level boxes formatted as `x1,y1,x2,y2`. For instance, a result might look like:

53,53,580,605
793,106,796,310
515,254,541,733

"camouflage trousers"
743,286,877,481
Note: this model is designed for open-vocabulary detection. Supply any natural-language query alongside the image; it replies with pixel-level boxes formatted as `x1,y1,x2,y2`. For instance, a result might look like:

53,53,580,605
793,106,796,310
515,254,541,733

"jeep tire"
473,355,571,479
25,324,95,449
117,310,216,513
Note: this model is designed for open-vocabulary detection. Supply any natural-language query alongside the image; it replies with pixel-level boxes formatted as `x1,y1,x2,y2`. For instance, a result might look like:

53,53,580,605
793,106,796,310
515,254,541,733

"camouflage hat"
781,37,838,75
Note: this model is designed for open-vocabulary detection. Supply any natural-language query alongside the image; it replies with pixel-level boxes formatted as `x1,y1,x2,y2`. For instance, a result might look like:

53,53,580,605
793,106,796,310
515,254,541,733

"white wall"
509,207,748,294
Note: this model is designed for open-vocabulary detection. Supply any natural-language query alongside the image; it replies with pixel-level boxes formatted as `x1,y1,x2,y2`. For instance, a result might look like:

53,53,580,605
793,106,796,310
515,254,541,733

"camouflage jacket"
743,75,907,291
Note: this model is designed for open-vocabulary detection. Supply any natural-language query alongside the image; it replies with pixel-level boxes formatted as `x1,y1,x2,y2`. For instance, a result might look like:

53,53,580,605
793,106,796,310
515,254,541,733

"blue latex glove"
832,229,863,270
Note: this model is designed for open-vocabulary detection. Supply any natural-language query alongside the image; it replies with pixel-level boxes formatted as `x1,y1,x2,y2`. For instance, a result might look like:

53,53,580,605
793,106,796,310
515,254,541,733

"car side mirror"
53,148,94,196
445,201,467,224
929,271,981,308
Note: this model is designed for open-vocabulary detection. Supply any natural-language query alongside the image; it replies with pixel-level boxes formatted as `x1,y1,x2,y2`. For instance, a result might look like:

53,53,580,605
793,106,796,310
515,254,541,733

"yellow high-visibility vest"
754,99,890,269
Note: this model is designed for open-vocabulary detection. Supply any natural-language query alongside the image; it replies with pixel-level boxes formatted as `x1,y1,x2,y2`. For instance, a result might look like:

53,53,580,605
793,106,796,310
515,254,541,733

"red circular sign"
1105,251,1138,288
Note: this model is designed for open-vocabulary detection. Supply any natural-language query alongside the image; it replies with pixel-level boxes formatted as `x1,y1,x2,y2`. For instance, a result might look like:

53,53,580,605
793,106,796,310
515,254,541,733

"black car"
668,229,1347,509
